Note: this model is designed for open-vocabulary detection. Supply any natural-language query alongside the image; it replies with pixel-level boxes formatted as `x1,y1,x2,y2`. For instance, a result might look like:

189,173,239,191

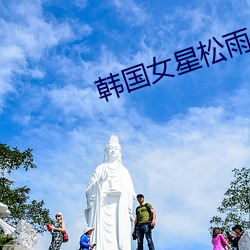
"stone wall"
1,245,26,250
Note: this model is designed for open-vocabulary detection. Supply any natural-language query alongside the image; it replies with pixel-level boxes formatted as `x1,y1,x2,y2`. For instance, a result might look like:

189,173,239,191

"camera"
132,231,137,240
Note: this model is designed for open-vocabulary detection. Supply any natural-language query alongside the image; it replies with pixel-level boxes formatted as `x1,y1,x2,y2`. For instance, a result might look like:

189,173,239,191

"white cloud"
0,1,76,111
73,0,88,9
48,84,127,120
112,0,148,26
10,97,250,249
2,1,250,250
81,46,128,84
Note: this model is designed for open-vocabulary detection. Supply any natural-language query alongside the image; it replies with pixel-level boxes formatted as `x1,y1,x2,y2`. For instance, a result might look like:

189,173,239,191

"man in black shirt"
230,225,244,250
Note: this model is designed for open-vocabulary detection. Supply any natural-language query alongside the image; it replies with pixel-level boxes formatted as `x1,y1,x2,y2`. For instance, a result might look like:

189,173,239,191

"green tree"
210,167,250,232
0,143,52,233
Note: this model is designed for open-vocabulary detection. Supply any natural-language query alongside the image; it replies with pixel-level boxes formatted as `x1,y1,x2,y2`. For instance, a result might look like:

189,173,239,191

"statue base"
1,245,26,250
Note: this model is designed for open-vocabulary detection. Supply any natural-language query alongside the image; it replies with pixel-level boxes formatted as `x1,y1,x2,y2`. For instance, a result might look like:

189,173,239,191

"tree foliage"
0,144,36,175
0,234,14,246
0,143,52,233
210,167,250,232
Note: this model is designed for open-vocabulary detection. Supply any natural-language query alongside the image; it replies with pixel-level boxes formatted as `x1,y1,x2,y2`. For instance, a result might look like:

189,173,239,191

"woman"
212,227,232,250
49,212,66,250
79,227,96,250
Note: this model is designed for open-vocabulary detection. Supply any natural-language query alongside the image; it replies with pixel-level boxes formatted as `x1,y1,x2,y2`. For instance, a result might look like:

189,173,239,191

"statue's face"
107,142,121,160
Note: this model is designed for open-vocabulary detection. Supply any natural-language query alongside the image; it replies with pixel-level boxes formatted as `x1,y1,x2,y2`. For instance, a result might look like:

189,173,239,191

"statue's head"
0,202,10,218
104,135,122,163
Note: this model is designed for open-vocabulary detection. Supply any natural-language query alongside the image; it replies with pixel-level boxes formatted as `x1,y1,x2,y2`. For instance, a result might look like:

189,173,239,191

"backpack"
136,203,154,229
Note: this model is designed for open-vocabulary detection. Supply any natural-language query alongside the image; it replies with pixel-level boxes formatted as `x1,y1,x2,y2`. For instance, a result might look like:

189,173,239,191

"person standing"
48,212,66,250
231,225,244,250
211,227,232,250
79,227,96,250
133,194,156,250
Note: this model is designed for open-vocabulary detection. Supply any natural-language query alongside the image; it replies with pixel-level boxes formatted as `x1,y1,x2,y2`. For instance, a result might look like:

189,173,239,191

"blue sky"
1,0,250,249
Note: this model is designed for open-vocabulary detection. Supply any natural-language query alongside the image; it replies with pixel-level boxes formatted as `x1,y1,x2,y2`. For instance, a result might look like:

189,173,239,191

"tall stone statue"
85,135,136,250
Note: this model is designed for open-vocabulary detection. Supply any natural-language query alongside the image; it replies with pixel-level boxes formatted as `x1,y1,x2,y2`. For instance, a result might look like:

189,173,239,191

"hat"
55,212,63,218
232,225,243,231
84,227,95,234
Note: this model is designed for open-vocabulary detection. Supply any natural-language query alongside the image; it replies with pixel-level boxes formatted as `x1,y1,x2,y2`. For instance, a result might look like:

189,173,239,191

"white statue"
0,202,11,218
0,202,15,235
239,229,250,250
0,203,38,250
13,220,38,250
85,135,136,250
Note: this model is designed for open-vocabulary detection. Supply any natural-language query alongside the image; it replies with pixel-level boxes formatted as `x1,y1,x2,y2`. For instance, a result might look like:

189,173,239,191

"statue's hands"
87,195,96,208
101,171,108,181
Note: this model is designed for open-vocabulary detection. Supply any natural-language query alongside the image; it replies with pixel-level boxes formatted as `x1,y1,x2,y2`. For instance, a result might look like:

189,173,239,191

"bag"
62,231,69,242
46,224,52,232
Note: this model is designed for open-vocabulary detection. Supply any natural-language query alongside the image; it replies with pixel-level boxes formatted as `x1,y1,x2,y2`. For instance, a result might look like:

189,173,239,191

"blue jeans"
136,223,155,250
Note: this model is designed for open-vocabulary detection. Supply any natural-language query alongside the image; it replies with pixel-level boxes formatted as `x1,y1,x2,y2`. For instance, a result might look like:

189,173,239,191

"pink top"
212,234,227,250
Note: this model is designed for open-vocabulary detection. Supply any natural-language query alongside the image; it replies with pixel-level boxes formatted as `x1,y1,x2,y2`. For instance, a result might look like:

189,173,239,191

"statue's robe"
85,163,135,250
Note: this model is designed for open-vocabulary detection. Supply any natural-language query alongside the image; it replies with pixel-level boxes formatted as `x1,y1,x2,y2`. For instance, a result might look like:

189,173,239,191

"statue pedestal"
2,245,26,250
239,229,250,250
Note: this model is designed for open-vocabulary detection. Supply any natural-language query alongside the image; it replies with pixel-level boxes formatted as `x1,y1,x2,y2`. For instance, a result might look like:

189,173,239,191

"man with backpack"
132,194,156,250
